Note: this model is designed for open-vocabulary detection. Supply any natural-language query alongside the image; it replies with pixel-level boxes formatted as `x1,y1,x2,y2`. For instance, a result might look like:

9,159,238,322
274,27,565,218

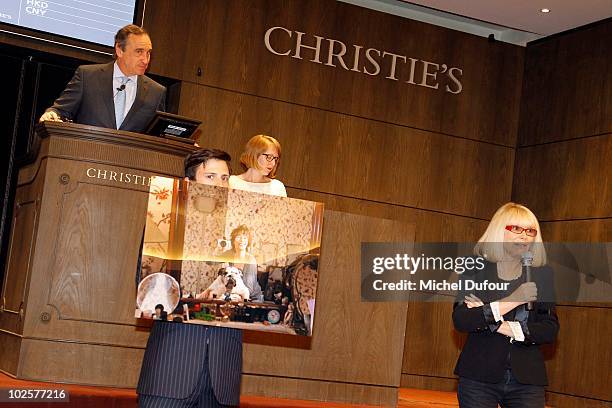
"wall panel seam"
539,217,612,223
241,372,399,389
545,390,612,403
287,187,491,221
556,304,612,310
518,131,612,149
180,81,517,149
401,373,457,380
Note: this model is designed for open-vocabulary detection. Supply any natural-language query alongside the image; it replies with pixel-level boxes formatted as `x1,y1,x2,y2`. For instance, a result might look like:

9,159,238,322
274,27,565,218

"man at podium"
39,24,166,133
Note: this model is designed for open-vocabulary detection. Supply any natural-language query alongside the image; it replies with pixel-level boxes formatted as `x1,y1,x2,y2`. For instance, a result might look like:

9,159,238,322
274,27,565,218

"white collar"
113,62,138,82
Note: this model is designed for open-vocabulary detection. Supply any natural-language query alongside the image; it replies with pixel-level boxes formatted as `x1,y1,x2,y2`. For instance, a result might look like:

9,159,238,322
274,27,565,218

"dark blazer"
453,261,559,386
48,62,166,133
137,321,242,406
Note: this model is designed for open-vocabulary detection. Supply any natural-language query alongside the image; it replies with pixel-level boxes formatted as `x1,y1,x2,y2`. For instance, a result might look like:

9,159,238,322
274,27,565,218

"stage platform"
0,372,460,407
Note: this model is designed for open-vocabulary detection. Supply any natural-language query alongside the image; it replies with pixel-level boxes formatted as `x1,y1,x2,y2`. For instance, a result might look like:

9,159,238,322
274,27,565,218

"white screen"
0,0,136,47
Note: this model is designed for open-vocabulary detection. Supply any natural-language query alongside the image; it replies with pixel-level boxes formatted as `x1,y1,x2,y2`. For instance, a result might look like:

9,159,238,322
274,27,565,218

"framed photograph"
138,177,324,336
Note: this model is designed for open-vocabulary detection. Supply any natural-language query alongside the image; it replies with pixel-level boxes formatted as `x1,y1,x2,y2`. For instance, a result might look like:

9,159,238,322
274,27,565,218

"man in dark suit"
39,24,165,133
137,149,242,408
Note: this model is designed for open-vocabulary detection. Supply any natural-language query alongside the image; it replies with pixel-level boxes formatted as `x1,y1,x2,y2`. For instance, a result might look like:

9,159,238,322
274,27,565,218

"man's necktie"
114,76,129,129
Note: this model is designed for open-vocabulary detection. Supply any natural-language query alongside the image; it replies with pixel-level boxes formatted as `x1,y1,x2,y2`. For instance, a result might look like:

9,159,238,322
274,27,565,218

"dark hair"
184,149,232,180
114,24,148,57
301,254,318,271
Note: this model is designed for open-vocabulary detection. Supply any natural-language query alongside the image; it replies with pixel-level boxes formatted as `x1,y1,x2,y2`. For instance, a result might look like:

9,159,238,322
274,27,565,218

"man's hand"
39,110,62,122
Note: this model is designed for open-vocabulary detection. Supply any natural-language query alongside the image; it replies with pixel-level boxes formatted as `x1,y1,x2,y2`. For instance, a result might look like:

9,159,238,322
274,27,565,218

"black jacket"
48,62,166,133
453,261,559,385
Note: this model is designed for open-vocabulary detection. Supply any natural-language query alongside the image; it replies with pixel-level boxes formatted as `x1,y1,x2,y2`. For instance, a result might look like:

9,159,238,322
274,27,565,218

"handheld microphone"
521,251,534,311
116,84,126,92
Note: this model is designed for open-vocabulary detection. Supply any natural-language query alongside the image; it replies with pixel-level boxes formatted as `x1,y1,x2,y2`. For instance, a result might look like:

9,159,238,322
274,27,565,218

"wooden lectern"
0,122,195,387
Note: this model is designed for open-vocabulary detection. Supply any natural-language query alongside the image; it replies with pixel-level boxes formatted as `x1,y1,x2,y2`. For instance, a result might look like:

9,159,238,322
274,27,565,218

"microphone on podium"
521,250,534,311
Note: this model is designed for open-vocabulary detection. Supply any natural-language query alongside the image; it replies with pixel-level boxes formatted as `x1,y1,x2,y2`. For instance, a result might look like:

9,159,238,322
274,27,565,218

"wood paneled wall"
5,0,609,406
0,0,608,404
513,20,612,407
145,0,523,147
242,211,414,406
143,0,522,401
176,83,514,218
144,0,522,224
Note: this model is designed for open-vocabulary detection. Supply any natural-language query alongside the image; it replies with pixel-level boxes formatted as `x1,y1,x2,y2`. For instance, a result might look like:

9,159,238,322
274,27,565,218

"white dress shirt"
228,176,287,197
113,62,138,120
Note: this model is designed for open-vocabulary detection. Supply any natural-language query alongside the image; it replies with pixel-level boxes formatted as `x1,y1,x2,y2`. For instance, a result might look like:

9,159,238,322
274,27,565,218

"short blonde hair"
240,135,282,178
230,224,252,251
474,202,546,266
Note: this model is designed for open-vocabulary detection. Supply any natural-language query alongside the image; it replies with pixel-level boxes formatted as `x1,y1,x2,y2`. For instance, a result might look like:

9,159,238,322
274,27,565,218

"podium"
0,122,195,387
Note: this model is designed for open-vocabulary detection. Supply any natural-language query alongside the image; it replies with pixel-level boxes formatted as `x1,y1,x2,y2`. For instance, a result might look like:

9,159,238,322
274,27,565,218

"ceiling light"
540,8,550,13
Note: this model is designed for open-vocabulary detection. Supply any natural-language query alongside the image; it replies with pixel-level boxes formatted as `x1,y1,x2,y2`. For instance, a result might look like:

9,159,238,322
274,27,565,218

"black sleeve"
452,264,502,333
453,301,500,333
518,302,559,345
48,66,84,120
156,86,167,112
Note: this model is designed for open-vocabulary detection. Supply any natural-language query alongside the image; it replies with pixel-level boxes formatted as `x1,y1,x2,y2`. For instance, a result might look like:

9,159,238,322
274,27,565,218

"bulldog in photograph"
198,266,250,301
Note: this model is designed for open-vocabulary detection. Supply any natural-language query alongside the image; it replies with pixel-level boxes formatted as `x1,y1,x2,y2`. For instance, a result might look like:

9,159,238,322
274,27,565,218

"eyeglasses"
505,225,538,237
260,153,279,163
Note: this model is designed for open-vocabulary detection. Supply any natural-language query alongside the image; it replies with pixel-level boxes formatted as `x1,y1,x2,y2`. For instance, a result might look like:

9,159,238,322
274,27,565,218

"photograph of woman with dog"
217,225,263,302
140,140,323,336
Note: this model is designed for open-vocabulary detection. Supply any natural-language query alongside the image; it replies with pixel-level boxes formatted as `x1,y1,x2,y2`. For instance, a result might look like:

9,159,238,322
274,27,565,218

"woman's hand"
196,289,211,299
504,282,537,305
493,282,537,315
464,294,484,308
496,321,514,337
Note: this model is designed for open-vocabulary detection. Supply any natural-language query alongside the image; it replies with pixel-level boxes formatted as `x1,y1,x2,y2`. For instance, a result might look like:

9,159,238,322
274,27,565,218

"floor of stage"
0,372,459,407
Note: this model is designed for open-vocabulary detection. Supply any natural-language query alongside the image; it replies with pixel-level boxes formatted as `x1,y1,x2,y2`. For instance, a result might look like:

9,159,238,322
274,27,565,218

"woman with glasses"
453,202,559,408
229,134,287,197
